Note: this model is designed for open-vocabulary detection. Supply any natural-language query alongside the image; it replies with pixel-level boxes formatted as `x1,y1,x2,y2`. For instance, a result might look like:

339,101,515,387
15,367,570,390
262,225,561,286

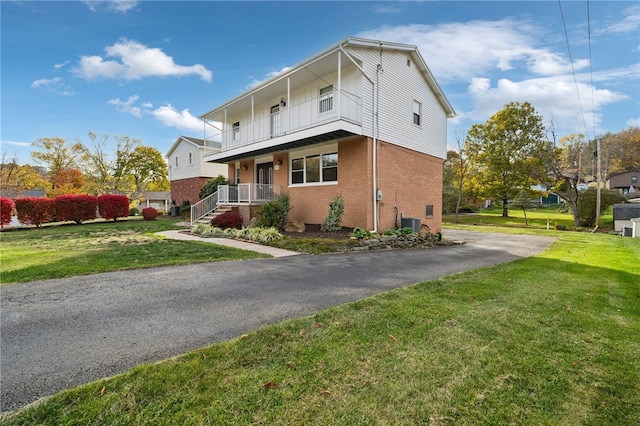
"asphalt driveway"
0,229,555,413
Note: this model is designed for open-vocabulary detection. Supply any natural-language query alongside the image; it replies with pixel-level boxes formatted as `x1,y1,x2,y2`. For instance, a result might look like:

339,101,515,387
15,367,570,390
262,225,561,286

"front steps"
194,205,233,225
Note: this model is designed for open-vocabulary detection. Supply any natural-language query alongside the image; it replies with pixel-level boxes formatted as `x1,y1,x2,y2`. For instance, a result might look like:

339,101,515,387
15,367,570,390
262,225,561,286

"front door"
256,162,274,200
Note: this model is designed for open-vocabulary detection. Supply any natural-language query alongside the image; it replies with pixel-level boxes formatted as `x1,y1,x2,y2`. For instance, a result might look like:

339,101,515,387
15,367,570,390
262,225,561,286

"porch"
190,183,281,225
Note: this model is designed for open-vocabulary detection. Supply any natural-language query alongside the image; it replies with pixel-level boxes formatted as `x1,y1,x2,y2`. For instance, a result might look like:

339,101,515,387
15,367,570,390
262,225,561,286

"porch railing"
190,184,281,226
190,190,219,226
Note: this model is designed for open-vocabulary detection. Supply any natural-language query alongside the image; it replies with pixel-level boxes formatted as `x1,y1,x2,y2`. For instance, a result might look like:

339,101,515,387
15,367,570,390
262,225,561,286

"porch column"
287,76,291,134
337,49,341,116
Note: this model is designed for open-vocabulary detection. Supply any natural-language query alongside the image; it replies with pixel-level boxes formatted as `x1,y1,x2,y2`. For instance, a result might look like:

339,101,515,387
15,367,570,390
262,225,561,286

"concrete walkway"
155,230,300,258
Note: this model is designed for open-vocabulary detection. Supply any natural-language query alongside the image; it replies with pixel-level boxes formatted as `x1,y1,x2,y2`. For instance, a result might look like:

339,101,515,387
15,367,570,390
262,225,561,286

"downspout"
372,42,384,233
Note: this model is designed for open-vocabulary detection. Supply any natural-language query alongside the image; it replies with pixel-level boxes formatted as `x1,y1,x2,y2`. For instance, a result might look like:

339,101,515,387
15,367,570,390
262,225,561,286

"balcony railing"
207,90,362,152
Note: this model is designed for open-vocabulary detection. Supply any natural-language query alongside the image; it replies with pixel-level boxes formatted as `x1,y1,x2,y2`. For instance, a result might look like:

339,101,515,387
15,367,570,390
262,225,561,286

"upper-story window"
232,121,240,141
291,152,338,185
413,100,422,126
174,156,179,168
632,176,638,184
319,85,334,114
188,152,193,166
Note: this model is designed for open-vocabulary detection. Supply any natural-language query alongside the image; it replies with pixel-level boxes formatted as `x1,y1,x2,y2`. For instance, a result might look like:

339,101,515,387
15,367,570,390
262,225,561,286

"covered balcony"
201,46,370,163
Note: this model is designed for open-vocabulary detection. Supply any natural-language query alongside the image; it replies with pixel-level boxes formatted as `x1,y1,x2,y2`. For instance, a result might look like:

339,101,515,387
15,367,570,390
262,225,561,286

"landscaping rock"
284,221,306,232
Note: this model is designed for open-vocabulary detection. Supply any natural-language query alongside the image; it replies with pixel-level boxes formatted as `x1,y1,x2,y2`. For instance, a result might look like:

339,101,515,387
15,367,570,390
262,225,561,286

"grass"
0,217,266,284
265,236,360,254
2,227,638,425
444,205,616,230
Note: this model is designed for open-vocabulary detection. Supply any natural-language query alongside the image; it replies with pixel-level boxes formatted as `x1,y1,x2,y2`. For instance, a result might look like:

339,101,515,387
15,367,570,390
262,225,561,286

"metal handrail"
190,190,219,226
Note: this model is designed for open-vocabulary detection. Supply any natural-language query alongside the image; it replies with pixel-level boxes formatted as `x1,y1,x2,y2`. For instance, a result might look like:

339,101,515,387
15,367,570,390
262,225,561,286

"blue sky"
2,1,638,166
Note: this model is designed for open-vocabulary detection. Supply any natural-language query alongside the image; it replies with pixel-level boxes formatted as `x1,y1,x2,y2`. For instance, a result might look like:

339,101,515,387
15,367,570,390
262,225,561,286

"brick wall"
170,177,210,206
377,141,444,233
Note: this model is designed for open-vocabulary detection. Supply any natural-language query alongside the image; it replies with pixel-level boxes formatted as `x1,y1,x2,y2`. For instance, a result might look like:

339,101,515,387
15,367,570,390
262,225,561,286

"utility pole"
595,136,602,228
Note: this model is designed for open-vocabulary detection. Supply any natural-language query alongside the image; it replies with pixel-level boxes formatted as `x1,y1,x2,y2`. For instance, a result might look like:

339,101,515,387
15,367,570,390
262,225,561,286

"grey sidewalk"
156,230,300,257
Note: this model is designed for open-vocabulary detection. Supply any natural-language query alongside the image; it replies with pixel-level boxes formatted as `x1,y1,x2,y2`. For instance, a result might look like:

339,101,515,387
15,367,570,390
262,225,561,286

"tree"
47,168,84,197
31,137,83,189
77,132,168,200
576,188,624,228
465,102,553,217
199,175,230,200
1,154,49,198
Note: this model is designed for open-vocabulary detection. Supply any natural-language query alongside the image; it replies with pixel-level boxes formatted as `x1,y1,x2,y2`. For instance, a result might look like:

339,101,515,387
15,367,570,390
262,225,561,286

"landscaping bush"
577,188,625,227
321,195,345,232
129,208,139,216
141,207,158,220
0,197,15,228
15,197,55,227
55,194,97,224
211,212,243,229
199,175,229,200
255,193,290,229
98,194,130,221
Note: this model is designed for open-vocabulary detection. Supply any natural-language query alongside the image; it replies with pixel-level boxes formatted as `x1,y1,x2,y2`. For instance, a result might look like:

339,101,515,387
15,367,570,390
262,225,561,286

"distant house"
167,136,228,205
137,191,171,213
607,170,639,196
196,37,456,231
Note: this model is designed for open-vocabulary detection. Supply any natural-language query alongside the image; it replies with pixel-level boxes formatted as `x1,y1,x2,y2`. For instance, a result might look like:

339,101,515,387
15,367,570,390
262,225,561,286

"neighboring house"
137,191,171,213
613,203,640,232
167,136,228,205
197,37,456,232
607,170,639,196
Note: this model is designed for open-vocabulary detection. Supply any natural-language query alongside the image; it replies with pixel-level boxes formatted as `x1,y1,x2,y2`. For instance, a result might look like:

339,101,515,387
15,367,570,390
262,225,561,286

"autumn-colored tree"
31,137,83,189
1,154,49,198
47,168,84,197
465,102,553,217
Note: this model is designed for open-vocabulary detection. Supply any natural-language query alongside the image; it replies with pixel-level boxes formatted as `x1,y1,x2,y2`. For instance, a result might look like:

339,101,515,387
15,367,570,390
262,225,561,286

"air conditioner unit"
401,217,420,233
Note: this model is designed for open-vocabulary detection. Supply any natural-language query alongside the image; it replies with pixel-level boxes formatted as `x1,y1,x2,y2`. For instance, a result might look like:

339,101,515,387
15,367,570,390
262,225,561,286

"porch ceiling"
206,129,356,163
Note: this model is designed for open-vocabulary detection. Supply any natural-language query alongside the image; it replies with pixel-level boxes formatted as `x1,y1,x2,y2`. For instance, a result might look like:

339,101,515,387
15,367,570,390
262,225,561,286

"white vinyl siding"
345,47,448,160
168,141,227,181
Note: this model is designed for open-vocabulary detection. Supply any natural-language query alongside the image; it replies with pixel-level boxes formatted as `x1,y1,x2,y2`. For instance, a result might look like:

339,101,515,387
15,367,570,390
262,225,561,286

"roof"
200,37,456,120
166,136,221,157
140,191,171,200
613,203,640,220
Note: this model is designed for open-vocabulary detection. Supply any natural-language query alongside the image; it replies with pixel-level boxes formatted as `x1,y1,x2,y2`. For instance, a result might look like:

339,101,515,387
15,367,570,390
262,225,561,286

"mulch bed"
282,224,355,240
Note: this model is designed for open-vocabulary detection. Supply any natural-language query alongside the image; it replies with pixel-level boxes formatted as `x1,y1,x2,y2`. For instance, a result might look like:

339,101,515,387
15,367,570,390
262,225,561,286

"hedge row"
8,194,130,228
1,197,16,228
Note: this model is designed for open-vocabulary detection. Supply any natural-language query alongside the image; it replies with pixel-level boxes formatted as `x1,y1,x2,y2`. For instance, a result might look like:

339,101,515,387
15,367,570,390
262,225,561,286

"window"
290,152,338,185
235,166,240,184
291,158,304,184
174,156,179,168
271,105,280,137
322,153,338,182
232,121,240,141
188,152,193,166
319,85,334,113
632,176,638,184
413,100,421,126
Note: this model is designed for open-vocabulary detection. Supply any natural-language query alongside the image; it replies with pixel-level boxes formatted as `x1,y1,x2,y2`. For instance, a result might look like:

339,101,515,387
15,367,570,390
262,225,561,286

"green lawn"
444,205,615,230
0,217,266,284
2,227,638,425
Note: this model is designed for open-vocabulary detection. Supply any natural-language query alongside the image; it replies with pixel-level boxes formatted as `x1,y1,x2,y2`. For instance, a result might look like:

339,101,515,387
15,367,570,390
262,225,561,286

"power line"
558,0,591,141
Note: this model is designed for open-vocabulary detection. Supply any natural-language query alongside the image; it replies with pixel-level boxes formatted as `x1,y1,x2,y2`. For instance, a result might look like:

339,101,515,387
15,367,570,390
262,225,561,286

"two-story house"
167,136,228,205
196,37,455,232
607,170,639,196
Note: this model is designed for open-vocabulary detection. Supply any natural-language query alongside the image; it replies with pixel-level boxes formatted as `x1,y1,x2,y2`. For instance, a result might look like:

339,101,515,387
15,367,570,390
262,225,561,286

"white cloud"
83,1,139,13
31,77,74,95
73,38,212,82
627,117,640,128
150,104,203,132
246,66,292,90
2,140,32,148
54,61,70,70
466,75,627,134
598,4,640,35
357,20,584,82
107,95,143,117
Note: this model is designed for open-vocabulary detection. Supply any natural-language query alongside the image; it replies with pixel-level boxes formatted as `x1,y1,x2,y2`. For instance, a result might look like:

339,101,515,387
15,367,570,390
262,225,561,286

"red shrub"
98,194,129,221
0,197,15,228
15,197,55,228
211,212,243,229
141,207,158,220
55,194,97,224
